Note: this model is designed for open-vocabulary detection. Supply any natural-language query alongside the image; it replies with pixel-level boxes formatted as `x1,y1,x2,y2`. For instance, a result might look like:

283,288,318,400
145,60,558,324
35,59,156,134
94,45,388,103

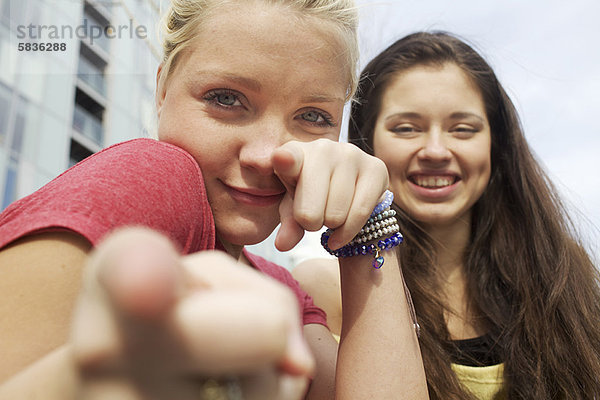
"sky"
354,0,600,252
251,0,600,266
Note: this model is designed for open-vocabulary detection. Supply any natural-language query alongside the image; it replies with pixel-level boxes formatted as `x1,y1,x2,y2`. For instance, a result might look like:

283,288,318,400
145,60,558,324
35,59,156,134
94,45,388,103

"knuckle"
354,204,375,221
324,210,347,229
309,138,335,154
342,141,362,155
293,209,323,231
367,157,389,186
375,158,390,182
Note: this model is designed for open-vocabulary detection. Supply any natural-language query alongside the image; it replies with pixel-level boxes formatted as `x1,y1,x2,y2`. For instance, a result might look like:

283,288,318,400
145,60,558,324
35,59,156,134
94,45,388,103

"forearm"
335,254,428,399
0,345,78,400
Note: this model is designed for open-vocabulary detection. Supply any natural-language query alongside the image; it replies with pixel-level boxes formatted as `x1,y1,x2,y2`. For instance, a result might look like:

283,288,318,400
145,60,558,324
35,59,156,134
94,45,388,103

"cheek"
374,141,409,176
466,141,492,195
475,141,492,178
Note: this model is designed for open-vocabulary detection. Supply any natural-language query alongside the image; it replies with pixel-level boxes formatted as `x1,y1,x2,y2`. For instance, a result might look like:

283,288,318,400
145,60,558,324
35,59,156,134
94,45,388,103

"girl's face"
156,4,348,249
373,63,491,229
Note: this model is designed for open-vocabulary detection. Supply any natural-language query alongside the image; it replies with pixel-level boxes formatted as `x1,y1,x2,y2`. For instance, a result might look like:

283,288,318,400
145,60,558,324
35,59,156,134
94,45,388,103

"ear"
155,64,166,118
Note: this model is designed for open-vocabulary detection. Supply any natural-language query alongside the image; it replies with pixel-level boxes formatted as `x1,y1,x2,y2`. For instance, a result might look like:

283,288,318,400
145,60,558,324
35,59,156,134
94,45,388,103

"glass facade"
0,0,160,210
77,55,106,96
0,82,10,145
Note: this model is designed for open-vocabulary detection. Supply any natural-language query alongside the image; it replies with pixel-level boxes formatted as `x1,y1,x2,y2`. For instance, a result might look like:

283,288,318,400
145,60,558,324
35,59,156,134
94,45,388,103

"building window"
1,96,27,209
1,159,17,209
83,2,111,53
69,138,93,167
0,82,11,146
69,0,109,166
77,53,106,97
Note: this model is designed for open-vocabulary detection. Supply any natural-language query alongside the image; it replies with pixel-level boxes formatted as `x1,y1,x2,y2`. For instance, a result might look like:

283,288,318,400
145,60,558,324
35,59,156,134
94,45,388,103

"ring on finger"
199,376,243,400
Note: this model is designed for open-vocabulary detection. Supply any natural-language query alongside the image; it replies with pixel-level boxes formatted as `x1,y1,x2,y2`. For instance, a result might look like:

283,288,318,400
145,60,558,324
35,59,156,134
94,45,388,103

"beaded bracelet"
351,220,399,244
321,230,403,269
370,190,394,217
351,210,398,245
320,190,403,269
321,191,421,337
351,224,400,245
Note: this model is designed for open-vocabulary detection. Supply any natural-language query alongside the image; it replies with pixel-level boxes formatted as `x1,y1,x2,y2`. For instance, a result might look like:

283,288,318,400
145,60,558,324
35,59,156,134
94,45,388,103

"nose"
239,117,291,176
418,129,452,163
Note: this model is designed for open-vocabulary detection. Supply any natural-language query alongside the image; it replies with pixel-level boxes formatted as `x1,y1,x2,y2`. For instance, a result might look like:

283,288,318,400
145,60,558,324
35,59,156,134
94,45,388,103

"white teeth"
436,178,448,186
415,176,453,188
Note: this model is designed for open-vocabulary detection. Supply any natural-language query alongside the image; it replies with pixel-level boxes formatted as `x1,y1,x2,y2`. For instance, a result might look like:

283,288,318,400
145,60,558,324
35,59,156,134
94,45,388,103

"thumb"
272,142,304,194
72,228,182,371
94,227,181,320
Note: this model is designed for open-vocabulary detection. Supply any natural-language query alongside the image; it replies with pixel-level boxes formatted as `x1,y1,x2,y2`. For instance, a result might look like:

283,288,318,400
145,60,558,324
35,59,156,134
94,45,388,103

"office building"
0,0,160,209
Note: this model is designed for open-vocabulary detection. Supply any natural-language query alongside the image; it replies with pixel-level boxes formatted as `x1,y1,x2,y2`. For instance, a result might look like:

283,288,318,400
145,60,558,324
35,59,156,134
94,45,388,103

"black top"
449,334,503,367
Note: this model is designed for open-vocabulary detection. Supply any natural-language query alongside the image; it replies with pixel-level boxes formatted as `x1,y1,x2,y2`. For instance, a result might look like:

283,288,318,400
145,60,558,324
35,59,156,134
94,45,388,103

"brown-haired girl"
295,31,600,399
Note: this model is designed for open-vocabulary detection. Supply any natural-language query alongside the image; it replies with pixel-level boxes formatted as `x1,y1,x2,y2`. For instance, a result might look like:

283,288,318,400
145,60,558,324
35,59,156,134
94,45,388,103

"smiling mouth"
410,175,459,189
224,183,285,207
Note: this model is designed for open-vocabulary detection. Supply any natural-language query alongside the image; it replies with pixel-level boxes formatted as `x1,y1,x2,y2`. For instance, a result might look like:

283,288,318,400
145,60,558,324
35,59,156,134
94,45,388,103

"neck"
423,213,471,280
422,212,487,339
216,234,245,262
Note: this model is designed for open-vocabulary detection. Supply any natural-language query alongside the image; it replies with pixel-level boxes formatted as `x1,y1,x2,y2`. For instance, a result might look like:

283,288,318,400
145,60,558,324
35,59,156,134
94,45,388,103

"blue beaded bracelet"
321,190,402,269
321,230,403,269
370,190,394,217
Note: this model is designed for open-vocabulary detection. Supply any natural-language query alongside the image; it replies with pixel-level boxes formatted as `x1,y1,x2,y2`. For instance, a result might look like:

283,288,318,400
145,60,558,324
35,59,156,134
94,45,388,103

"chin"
405,205,454,225
217,218,279,247
412,206,472,229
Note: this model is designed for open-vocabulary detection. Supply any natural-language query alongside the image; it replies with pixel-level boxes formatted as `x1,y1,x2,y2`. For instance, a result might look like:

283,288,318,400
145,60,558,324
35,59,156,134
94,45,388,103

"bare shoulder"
292,258,340,293
292,258,342,335
0,231,91,381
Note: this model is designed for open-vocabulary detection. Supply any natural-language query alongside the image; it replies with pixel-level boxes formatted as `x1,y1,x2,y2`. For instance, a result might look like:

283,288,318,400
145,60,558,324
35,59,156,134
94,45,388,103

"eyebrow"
448,112,486,123
300,94,345,104
384,111,485,122
384,112,422,122
190,71,263,92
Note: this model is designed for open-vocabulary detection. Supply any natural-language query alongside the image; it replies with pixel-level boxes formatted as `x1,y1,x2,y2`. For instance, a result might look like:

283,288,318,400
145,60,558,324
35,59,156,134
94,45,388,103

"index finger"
272,142,304,194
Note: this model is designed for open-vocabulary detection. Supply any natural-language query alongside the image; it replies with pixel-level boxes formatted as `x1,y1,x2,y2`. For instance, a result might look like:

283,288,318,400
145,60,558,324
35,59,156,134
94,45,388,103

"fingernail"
327,237,341,251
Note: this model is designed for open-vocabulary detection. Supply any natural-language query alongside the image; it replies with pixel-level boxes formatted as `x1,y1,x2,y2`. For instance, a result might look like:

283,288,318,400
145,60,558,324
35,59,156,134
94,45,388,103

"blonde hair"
158,0,359,100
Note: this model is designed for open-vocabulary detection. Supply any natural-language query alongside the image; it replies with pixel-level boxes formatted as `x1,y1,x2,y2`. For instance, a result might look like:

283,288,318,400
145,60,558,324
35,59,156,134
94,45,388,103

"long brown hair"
349,31,600,399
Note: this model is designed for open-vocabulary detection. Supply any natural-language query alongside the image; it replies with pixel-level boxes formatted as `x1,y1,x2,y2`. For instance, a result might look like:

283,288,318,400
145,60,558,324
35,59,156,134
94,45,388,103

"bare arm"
0,232,90,399
273,140,427,398
295,255,428,399
0,232,90,383
303,323,339,400
1,229,317,400
292,259,342,336
336,253,428,399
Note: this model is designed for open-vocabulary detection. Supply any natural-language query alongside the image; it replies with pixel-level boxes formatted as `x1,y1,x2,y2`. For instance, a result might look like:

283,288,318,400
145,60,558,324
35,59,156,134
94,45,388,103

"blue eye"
203,89,243,107
298,110,335,127
303,111,320,122
216,93,237,106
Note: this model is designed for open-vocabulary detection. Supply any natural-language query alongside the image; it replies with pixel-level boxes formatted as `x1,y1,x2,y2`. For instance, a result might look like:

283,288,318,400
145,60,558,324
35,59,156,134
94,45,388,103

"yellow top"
451,363,506,400
332,333,505,399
